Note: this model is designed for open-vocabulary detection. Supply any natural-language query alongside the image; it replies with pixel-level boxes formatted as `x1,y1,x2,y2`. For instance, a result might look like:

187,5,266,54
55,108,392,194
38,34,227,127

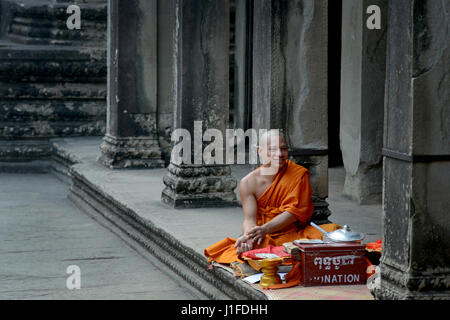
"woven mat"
253,284,374,300
212,262,374,300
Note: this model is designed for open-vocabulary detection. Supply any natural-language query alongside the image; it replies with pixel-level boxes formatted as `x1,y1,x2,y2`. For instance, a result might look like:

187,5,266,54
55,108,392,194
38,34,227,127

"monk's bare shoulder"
238,168,260,197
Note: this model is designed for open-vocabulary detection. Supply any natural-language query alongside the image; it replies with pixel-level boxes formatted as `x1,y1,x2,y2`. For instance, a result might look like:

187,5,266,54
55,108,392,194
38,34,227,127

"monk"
204,130,341,265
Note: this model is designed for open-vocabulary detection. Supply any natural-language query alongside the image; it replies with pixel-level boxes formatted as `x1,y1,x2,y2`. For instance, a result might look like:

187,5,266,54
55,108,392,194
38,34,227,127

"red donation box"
295,242,367,287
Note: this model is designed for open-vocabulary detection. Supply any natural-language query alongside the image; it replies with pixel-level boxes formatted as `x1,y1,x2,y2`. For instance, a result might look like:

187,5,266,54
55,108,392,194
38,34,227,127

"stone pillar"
251,0,285,132
340,0,387,204
374,0,450,299
161,0,237,208
252,0,331,224
98,0,164,169
156,0,176,166
233,0,252,130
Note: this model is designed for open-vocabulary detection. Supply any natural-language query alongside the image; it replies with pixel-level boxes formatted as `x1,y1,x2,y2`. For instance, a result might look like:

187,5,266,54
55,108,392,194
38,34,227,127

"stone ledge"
67,166,265,300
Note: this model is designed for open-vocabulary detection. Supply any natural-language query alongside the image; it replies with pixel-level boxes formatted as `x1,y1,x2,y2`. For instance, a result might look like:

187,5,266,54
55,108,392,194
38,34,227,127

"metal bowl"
327,225,365,243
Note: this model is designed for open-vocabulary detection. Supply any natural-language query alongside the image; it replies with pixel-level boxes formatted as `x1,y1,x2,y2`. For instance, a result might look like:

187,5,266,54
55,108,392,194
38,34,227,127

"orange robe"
204,160,340,264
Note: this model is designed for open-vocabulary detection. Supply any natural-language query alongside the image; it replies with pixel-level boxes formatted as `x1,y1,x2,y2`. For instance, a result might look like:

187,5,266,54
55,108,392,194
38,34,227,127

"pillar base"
373,260,450,300
343,165,382,205
98,134,164,169
311,196,332,225
289,154,331,224
161,163,238,208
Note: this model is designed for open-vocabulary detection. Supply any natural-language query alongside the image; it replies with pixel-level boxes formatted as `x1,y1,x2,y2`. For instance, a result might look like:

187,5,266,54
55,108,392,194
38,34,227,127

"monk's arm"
238,178,258,234
261,211,297,234
246,211,297,244
234,179,258,253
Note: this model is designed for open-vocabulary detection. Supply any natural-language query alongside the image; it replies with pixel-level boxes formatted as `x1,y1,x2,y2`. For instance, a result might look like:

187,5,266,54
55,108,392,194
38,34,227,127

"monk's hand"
234,235,254,255
246,226,267,246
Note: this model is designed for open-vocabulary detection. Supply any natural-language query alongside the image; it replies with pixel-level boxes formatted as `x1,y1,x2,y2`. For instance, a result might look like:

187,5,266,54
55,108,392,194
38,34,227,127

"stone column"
374,0,450,299
233,0,252,131
340,0,387,204
251,0,285,132
156,0,176,166
161,0,237,208
251,0,331,224
98,0,164,169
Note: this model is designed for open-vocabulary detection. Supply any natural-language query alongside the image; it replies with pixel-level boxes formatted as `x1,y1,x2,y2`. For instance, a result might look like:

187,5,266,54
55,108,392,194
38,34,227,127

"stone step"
1,98,104,116
0,82,106,100
0,138,53,162
0,45,106,82
0,119,105,138
5,0,107,46
0,100,105,122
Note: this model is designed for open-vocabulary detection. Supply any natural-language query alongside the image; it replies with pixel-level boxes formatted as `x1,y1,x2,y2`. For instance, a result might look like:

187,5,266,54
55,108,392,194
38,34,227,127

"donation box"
294,242,367,287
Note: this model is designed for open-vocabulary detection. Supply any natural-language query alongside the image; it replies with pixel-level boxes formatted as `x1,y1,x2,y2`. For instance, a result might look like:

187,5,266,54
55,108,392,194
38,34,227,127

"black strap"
289,149,328,156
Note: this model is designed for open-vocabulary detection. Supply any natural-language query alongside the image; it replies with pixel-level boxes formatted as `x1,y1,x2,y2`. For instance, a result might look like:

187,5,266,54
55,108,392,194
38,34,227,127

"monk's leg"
204,237,244,264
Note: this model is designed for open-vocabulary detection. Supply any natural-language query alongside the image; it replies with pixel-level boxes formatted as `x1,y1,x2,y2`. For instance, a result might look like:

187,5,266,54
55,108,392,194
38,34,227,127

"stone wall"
0,0,107,162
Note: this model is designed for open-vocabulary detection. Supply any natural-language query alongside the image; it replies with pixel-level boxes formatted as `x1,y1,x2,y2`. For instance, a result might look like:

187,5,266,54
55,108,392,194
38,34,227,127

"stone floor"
0,173,204,300
327,167,382,244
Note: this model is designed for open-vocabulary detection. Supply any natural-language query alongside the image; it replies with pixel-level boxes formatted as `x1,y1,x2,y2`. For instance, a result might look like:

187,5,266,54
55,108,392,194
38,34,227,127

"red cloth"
366,238,382,252
241,245,291,260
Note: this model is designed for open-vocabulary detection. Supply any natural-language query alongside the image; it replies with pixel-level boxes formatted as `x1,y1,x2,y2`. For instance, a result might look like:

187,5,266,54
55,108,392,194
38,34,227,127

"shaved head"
258,129,286,149
258,129,288,175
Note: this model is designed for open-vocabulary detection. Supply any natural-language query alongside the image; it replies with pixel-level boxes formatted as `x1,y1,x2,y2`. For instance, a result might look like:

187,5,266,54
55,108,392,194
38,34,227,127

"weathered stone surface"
340,0,387,204
0,46,107,140
0,0,107,161
232,0,252,131
289,154,330,224
251,0,285,131
376,0,450,300
98,134,163,169
162,163,238,208
98,0,163,169
3,0,106,46
0,139,52,162
156,0,176,165
161,0,237,208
